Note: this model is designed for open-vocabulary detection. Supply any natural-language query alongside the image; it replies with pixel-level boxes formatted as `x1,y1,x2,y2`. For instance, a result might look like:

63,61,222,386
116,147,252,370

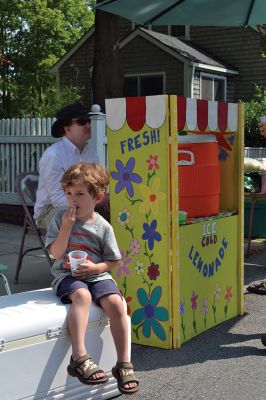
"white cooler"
0,288,131,400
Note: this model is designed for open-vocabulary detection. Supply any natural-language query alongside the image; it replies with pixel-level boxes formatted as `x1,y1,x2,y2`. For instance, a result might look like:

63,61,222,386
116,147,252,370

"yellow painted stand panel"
107,95,173,348
179,216,239,343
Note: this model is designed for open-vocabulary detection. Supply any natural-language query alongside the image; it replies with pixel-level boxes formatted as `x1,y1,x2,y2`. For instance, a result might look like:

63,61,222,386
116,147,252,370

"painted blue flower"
142,219,161,250
131,286,168,340
110,158,142,197
180,300,185,317
219,148,229,161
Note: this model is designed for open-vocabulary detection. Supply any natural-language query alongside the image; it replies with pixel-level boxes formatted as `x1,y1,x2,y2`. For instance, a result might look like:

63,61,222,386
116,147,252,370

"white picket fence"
0,108,107,205
244,147,266,159
1,114,264,206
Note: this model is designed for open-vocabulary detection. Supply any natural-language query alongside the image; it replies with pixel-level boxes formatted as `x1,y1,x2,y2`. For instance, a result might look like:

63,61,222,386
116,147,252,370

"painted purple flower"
116,249,132,279
110,158,142,197
142,219,161,250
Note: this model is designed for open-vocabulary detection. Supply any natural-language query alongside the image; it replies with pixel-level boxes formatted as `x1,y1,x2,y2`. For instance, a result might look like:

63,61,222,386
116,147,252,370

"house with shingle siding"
50,17,266,108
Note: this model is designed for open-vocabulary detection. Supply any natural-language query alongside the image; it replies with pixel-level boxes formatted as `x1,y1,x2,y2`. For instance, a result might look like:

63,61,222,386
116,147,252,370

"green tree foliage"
0,0,95,117
244,85,266,147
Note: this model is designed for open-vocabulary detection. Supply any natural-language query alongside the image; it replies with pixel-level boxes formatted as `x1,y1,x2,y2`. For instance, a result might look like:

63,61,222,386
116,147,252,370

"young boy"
45,162,139,395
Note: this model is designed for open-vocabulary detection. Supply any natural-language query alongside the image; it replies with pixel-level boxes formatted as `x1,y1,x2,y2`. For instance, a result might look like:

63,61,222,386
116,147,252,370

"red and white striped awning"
177,96,238,133
105,95,238,133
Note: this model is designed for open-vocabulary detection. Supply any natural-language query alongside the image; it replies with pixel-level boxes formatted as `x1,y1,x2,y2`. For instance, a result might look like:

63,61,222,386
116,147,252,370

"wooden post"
89,104,107,166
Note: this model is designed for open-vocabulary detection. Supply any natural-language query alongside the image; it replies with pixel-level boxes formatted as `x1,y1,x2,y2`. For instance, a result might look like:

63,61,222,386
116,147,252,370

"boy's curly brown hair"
61,163,109,198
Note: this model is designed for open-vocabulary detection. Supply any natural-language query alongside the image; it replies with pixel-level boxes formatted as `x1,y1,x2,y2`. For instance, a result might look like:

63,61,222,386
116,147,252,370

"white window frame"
124,72,166,96
200,72,227,101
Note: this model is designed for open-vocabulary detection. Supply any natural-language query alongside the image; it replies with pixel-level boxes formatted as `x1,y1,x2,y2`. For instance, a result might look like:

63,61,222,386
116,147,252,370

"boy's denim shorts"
57,276,121,305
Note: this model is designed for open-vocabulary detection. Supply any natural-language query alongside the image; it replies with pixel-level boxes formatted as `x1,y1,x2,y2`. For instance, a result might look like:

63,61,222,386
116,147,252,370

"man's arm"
40,154,68,208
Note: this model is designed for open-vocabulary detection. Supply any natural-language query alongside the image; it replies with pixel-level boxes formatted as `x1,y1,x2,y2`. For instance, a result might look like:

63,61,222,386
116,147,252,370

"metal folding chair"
14,172,53,283
0,264,11,295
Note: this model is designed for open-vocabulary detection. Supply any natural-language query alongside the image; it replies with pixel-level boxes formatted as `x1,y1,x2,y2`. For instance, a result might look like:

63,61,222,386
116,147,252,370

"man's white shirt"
34,137,99,221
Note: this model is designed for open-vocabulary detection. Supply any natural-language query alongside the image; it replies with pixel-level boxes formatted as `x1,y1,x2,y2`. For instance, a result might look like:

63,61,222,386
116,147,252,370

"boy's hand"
62,205,76,229
72,259,99,279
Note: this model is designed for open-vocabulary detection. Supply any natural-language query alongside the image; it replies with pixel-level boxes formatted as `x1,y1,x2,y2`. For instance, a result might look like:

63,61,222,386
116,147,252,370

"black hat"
51,103,88,138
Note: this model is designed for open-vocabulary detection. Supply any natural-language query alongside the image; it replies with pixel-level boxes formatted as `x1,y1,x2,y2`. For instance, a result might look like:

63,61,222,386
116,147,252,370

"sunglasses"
71,118,91,126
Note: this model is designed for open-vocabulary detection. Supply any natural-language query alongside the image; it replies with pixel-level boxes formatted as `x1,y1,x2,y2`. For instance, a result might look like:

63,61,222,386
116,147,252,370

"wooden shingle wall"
190,27,266,102
193,70,235,102
59,35,95,108
119,35,184,95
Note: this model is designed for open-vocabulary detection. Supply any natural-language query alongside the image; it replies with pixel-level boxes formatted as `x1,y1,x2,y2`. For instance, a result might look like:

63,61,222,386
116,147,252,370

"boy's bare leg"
68,288,105,380
100,294,137,390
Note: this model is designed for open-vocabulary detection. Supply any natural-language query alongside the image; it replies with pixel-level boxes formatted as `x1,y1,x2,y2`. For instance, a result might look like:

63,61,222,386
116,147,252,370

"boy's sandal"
112,361,140,394
67,354,108,385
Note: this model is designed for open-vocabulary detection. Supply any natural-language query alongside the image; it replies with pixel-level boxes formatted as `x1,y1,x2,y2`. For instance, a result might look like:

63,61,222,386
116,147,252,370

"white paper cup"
68,250,87,272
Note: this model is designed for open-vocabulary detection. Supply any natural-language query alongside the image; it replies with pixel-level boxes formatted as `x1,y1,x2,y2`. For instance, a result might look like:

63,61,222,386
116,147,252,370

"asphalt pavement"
1,222,266,400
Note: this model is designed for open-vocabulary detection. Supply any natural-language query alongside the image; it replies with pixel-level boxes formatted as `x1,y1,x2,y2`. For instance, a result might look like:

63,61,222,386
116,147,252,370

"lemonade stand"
106,95,244,349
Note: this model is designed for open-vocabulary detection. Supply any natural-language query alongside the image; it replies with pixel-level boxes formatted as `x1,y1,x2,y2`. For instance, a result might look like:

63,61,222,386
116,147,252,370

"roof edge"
50,27,95,73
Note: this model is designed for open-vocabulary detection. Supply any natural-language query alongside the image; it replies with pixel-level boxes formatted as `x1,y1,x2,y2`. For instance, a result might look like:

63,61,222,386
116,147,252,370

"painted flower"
147,262,160,280
130,238,141,255
224,285,232,303
139,178,166,215
180,300,185,317
117,209,130,226
142,219,162,250
202,298,208,328
191,290,198,333
212,283,221,323
110,158,142,197
116,249,132,279
191,290,198,310
214,283,221,300
120,290,132,315
135,261,144,275
201,298,208,315
180,300,186,339
146,155,159,171
224,285,233,318
131,286,169,340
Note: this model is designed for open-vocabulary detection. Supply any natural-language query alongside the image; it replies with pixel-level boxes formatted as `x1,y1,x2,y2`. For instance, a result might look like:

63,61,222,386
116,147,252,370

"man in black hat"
34,103,100,228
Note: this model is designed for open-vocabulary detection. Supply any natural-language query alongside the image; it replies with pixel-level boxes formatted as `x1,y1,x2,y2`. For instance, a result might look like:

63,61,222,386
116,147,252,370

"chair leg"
0,273,11,295
14,217,28,284
32,225,54,267
15,216,54,284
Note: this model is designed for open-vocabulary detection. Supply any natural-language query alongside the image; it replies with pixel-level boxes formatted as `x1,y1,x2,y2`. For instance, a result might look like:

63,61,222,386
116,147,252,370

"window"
124,74,164,97
200,73,226,101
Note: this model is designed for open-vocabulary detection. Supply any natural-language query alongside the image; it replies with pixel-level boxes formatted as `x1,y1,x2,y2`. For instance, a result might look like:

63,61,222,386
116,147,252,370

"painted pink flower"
191,291,198,310
116,249,132,279
224,285,232,303
130,238,140,255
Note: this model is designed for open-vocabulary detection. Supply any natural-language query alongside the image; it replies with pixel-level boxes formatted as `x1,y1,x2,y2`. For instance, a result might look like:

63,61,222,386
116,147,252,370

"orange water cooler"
178,134,220,217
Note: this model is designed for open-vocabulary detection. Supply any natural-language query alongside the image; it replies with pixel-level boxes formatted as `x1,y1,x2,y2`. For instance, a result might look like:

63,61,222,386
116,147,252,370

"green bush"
244,85,266,147
33,85,83,118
